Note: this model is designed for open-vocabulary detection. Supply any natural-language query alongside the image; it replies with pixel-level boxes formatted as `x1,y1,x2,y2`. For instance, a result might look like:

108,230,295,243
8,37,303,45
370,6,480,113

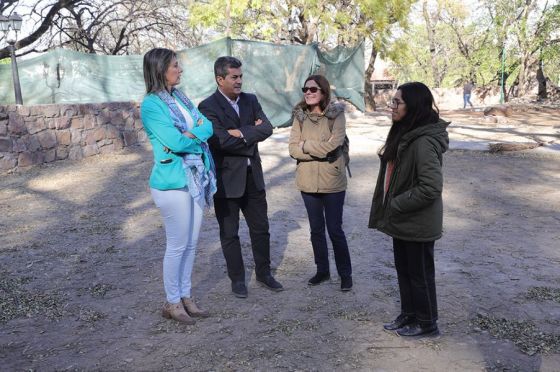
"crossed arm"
289,114,346,161
199,96,273,156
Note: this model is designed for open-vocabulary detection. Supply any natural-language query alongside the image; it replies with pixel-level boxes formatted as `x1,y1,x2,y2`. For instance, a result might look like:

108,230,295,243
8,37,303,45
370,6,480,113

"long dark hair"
297,74,331,112
143,48,177,93
379,82,439,161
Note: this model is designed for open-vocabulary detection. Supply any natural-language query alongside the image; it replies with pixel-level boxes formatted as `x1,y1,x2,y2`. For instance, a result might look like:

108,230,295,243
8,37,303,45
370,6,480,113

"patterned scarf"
155,88,217,208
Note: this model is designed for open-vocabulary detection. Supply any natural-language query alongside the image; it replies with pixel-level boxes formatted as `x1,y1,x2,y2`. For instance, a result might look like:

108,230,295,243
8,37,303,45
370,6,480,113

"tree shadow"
1,127,560,370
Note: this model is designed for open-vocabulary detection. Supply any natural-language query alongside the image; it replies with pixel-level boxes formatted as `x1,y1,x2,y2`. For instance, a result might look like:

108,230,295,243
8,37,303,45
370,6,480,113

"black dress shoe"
308,272,330,286
231,281,248,298
340,276,353,291
396,322,439,337
256,275,284,292
383,314,416,331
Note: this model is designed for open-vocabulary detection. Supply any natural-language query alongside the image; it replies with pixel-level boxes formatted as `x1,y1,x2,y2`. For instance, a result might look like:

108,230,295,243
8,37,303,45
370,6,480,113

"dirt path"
1,110,560,371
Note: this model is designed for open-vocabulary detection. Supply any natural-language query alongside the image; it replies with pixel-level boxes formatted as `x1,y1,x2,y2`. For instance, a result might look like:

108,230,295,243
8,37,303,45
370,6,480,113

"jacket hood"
293,101,345,123
399,118,450,154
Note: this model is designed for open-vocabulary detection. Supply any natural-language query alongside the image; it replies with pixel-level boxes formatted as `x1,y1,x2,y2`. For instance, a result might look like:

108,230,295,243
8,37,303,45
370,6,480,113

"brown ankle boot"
161,302,196,325
181,297,209,318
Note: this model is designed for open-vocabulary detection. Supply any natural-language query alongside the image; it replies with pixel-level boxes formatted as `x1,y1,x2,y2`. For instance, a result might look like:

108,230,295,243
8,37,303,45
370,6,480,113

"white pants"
151,187,204,303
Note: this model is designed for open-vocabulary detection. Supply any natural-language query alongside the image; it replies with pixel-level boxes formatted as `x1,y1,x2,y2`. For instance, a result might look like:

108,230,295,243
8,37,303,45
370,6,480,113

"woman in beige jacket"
288,75,352,291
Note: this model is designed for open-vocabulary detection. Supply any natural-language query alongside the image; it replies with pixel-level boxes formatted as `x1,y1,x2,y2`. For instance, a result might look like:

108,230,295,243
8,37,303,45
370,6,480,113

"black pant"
393,238,438,325
301,191,352,277
214,170,271,283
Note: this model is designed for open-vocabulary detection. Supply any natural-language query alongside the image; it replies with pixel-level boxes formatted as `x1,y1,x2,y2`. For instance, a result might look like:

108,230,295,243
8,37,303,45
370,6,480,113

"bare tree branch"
1,0,82,59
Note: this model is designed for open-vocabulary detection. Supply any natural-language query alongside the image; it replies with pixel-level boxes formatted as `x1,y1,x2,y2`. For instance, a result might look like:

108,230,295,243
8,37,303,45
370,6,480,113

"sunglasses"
302,86,321,93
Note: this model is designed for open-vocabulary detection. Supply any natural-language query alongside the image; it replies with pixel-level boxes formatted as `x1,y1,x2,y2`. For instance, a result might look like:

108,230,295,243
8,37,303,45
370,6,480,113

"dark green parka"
368,119,450,242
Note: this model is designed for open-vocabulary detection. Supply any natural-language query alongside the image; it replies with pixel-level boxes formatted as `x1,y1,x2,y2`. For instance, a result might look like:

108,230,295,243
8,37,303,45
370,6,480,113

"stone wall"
0,102,148,173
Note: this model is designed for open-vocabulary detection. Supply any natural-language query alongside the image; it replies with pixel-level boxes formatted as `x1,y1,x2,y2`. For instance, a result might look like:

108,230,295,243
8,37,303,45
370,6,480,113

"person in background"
198,56,283,298
463,80,474,109
288,74,353,292
369,82,449,337
141,48,216,324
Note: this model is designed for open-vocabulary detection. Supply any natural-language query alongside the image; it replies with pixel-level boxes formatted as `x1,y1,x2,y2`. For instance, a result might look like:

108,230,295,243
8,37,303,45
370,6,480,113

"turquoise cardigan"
140,92,214,190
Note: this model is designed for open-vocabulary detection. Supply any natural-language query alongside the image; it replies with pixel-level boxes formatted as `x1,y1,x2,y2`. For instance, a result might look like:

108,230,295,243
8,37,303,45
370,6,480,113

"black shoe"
383,314,416,331
231,281,248,298
396,322,439,337
340,276,353,291
256,275,284,292
308,272,330,286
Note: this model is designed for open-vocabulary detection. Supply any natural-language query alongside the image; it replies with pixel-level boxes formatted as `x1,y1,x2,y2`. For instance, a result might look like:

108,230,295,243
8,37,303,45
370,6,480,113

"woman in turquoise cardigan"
141,48,216,325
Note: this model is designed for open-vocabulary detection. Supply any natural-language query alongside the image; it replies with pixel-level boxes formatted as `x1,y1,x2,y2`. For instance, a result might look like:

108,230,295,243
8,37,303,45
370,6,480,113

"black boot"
396,322,439,337
383,314,416,331
340,276,353,291
308,272,330,286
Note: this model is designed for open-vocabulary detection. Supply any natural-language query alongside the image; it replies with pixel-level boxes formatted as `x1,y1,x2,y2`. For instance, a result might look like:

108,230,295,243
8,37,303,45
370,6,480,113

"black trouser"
393,238,438,325
214,170,271,283
301,191,352,278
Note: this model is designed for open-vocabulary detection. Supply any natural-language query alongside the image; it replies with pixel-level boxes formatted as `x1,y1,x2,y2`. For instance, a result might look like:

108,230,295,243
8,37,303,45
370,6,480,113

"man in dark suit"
198,56,283,298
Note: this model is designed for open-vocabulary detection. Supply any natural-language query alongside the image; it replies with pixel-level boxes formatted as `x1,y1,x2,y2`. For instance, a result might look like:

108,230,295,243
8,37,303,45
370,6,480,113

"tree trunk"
364,44,377,112
536,59,547,99
515,0,539,97
225,0,231,37
517,52,538,97
304,20,317,44
422,0,442,87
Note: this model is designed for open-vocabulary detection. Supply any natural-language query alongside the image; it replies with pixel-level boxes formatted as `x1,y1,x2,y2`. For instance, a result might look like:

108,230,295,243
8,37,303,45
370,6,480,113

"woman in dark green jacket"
369,82,449,337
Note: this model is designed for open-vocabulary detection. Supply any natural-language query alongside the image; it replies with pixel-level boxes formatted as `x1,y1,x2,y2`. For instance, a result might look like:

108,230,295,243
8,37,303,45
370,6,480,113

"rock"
44,149,56,163
36,130,57,149
16,105,31,117
93,127,105,142
12,137,27,152
488,142,542,153
484,105,513,117
68,146,83,160
42,105,60,118
0,153,17,171
70,129,82,144
123,131,137,146
18,152,44,167
25,117,46,134
482,116,498,124
56,146,69,160
8,113,27,135
71,117,84,129
55,117,71,129
0,138,12,152
56,130,71,146
82,144,99,157
105,125,120,139
84,130,98,145
84,114,97,129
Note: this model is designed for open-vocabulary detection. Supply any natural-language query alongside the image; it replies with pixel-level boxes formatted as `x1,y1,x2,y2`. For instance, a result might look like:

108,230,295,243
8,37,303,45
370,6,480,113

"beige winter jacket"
288,102,347,193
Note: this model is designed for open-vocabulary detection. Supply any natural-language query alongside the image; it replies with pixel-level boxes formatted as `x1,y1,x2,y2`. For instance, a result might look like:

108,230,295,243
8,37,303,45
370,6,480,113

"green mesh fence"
0,38,364,127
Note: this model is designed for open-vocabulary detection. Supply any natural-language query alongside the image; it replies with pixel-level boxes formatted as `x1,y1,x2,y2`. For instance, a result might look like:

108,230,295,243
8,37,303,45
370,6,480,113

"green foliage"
188,0,283,41
188,0,412,49
0,58,9,64
185,0,557,93
541,5,560,85
355,0,412,47
386,0,560,92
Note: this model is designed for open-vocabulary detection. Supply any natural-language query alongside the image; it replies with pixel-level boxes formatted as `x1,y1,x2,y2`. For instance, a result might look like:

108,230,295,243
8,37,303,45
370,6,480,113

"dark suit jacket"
198,90,273,198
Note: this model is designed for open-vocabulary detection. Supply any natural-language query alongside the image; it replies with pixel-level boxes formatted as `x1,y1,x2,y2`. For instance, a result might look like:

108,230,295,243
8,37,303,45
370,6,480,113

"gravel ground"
1,108,559,371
